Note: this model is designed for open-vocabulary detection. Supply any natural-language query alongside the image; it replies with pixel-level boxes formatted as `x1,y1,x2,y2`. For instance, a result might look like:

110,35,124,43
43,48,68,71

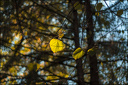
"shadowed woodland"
0,0,128,85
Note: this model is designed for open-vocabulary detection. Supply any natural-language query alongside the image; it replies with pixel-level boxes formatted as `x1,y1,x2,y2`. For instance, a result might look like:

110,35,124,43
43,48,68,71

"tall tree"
71,0,85,84
0,0,127,84
85,0,99,84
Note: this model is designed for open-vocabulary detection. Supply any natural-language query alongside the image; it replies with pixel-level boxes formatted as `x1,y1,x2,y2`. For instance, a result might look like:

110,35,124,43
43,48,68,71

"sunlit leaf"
11,46,15,50
101,62,103,66
42,44,47,48
57,72,69,78
0,62,3,68
46,75,59,82
33,63,40,71
39,26,45,30
14,40,19,44
27,63,40,71
72,47,85,60
95,12,99,16
24,31,27,36
87,47,97,56
12,19,17,24
46,15,50,19
77,9,82,14
36,82,44,85
117,9,123,16
20,48,31,55
58,29,64,39
50,39,65,53
0,7,4,11
8,39,12,43
9,67,17,76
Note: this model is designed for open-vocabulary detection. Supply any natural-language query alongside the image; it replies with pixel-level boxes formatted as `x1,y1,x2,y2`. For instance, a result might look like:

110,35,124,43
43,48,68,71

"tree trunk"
71,0,85,85
85,0,99,84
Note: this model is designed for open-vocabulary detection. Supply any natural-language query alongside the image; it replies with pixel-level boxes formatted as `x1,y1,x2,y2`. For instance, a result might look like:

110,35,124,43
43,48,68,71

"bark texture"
71,0,85,84
85,0,99,84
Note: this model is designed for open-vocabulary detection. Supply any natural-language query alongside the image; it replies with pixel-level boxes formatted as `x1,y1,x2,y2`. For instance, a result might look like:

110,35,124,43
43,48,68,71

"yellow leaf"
58,32,64,39
27,63,40,71
50,39,65,53
24,31,27,36
46,15,50,19
42,44,47,48
36,63,40,71
11,46,15,50
33,63,40,71
57,72,69,78
72,47,85,60
101,62,103,66
9,67,17,76
58,29,65,39
65,74,69,78
42,45,47,51
20,48,30,55
77,9,82,14
9,39,12,43
14,40,18,44
95,12,99,16
12,19,17,24
39,26,44,30
0,62,3,68
87,47,97,56
46,76,59,82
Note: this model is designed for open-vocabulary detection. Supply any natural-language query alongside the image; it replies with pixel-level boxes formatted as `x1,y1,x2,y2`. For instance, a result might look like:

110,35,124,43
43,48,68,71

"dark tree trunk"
71,0,85,85
85,0,99,84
